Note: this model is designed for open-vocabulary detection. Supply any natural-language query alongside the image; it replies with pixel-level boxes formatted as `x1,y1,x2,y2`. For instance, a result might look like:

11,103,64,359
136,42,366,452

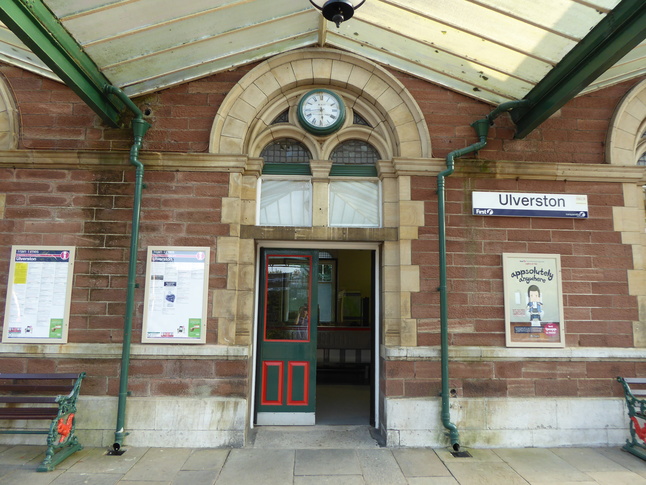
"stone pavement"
1,426,645,484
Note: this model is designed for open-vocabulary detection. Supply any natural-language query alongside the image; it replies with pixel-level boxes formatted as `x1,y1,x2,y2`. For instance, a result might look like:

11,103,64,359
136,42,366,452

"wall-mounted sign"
502,253,565,348
142,247,210,344
473,191,588,218
2,246,75,344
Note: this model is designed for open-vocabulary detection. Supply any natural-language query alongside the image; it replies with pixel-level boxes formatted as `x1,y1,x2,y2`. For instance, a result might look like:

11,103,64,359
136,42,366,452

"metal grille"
353,112,371,127
260,138,311,163
271,109,289,124
330,140,379,165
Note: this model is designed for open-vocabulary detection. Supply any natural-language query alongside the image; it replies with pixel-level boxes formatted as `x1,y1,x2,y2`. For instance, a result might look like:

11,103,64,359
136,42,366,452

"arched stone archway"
607,78,646,166
209,48,430,159
606,78,646,346
0,73,18,150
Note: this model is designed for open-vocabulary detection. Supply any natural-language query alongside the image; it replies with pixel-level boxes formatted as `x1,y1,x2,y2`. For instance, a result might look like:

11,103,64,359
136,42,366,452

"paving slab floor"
0,436,645,484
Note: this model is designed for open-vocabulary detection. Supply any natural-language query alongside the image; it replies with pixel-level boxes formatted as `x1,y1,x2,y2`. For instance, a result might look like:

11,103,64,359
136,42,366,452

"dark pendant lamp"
309,1,366,28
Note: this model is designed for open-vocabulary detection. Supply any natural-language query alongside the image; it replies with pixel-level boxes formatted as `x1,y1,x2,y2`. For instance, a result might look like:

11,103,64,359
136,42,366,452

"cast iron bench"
617,376,646,461
0,372,86,471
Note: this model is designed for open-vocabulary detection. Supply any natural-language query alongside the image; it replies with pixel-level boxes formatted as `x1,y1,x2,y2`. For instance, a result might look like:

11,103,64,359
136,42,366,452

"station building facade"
0,48,645,448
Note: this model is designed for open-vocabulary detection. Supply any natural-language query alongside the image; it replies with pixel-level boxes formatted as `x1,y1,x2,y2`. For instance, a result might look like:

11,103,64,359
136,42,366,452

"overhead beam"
0,0,124,127
511,0,646,139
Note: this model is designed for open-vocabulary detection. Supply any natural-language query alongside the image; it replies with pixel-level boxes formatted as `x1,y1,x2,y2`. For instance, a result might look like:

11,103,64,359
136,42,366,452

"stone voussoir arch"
209,48,430,159
0,72,19,150
607,77,646,165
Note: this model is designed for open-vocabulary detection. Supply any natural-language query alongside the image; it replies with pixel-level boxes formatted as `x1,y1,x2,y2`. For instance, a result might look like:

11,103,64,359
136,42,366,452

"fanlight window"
261,138,311,162
261,138,311,175
330,139,379,177
331,139,379,164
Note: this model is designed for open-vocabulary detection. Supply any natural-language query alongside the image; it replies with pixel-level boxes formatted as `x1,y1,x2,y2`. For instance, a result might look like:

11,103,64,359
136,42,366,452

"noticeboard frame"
142,246,210,344
2,246,76,344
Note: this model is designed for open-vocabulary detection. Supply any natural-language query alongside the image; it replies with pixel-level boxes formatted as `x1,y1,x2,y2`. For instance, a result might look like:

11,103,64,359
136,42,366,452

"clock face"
297,89,346,135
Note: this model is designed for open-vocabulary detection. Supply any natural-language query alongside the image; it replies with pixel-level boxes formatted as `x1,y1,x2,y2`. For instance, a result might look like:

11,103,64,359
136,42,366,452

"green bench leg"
622,442,646,461
37,412,83,472
37,440,83,472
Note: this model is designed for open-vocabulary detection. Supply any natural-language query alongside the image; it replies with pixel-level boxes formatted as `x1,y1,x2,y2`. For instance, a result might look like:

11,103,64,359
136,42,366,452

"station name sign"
472,192,588,219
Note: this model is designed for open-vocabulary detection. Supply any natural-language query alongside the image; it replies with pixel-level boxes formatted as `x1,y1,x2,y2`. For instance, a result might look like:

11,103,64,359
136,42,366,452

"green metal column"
0,0,123,127
104,85,151,451
511,0,646,138
437,100,527,451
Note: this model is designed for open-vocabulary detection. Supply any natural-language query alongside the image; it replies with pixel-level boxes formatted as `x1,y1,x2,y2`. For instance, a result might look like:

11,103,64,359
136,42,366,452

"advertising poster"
502,253,565,348
2,246,75,344
142,247,209,344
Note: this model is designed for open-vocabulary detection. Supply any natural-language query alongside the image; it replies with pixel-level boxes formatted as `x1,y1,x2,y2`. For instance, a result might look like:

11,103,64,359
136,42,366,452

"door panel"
256,250,318,425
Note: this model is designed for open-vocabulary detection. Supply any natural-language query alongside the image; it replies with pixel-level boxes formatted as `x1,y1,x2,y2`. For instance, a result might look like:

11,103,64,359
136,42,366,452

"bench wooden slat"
624,378,646,384
0,396,58,404
0,408,59,419
0,373,81,380
0,384,73,393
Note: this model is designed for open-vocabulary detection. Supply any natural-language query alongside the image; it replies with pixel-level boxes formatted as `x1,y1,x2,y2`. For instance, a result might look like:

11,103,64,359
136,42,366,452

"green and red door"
255,249,318,425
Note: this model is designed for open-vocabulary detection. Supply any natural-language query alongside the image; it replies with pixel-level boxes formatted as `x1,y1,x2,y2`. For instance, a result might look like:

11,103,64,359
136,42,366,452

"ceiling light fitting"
309,0,366,28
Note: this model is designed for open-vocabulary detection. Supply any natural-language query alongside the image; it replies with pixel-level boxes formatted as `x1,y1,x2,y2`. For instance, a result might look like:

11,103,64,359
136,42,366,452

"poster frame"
142,246,210,344
2,245,76,344
502,253,565,348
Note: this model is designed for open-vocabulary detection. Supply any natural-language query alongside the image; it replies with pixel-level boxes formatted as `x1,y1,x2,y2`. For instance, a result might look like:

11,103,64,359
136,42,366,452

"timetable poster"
2,246,75,344
142,247,209,344
502,253,565,348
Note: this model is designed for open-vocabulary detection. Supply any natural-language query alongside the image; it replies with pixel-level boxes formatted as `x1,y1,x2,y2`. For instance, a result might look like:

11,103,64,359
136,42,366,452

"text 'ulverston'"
499,194,565,207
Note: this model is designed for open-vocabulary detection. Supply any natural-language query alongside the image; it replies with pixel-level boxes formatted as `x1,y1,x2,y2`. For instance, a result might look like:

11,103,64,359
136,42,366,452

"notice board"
2,246,75,344
142,247,209,344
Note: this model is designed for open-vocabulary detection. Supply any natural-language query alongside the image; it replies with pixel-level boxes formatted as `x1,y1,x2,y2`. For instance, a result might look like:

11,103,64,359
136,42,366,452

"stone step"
248,425,383,449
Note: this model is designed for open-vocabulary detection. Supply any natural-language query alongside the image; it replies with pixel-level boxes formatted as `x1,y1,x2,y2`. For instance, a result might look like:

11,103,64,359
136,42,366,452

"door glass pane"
265,256,311,341
318,261,335,323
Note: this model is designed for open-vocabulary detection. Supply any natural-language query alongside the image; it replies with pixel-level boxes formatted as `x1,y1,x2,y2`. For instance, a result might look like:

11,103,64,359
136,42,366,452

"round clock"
297,89,346,135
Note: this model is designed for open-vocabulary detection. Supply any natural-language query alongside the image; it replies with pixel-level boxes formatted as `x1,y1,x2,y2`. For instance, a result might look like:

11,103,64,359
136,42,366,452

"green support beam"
0,0,124,127
511,0,646,139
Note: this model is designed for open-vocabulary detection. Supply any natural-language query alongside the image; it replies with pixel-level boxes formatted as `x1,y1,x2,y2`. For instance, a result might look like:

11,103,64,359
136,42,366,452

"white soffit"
0,0,643,104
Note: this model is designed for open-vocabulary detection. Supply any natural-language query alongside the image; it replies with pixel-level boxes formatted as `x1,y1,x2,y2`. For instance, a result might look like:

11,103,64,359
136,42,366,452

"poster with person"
502,253,565,348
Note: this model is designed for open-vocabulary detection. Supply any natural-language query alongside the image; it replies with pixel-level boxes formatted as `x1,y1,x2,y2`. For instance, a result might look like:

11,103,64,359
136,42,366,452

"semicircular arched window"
330,139,380,176
261,138,312,175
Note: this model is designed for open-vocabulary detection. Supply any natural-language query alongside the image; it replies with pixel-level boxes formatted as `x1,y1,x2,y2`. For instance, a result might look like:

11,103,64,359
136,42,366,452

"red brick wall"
381,359,646,399
0,355,247,398
393,74,645,163
1,60,643,403
0,63,255,153
0,166,237,397
2,63,642,161
412,175,636,348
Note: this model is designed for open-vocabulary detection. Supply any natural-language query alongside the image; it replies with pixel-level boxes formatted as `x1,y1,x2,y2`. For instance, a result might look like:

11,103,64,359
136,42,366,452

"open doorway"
315,249,374,425
254,245,377,427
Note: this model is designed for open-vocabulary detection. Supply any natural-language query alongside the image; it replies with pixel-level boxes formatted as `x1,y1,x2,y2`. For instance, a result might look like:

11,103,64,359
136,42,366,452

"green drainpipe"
437,100,528,451
103,85,151,452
